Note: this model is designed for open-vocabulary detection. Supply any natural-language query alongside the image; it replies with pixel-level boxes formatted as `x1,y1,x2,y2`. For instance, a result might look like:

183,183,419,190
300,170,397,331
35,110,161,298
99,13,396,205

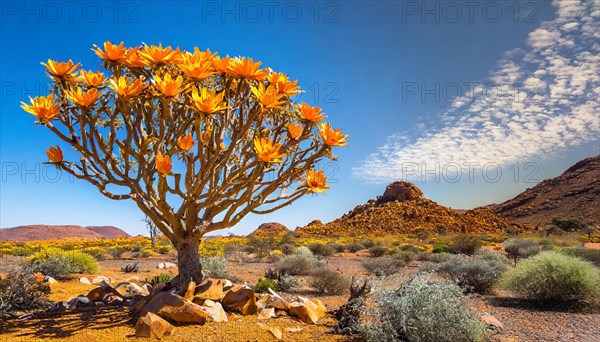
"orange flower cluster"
45,146,63,163
254,138,286,163
21,94,60,121
177,133,195,151
306,169,330,193
24,41,349,191
156,154,172,175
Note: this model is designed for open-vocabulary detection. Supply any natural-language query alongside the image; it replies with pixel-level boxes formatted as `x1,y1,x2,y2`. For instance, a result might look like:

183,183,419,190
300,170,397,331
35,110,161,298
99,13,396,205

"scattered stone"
122,262,140,273
288,301,319,324
200,299,228,322
135,312,175,339
115,282,149,296
285,326,303,333
482,313,504,331
257,307,275,320
141,292,209,323
91,276,110,284
287,297,326,325
266,289,290,310
221,285,257,315
79,277,91,284
257,323,283,340
157,262,177,269
87,283,123,302
67,296,91,309
194,278,227,301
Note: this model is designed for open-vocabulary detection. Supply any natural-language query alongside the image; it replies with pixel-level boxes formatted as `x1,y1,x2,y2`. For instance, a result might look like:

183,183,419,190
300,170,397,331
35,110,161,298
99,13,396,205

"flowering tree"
22,42,348,287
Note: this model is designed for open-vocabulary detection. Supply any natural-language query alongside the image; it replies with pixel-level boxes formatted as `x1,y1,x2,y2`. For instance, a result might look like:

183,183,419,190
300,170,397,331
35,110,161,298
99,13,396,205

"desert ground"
1,233,599,342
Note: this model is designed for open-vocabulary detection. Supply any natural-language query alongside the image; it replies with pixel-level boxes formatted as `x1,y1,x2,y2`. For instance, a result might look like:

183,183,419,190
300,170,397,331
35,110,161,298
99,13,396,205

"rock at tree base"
79,277,91,284
221,285,257,315
135,312,175,338
200,299,228,322
141,292,209,323
194,278,227,300
257,307,276,320
288,297,327,324
183,280,196,300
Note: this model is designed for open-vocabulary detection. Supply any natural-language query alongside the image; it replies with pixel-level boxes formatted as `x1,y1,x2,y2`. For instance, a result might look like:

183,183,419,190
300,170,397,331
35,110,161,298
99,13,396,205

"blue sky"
1,1,598,236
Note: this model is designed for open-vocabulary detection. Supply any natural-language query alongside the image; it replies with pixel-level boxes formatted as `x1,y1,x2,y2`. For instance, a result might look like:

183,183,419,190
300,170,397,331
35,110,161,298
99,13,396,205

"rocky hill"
297,182,527,236
248,222,291,238
488,155,599,227
0,225,130,241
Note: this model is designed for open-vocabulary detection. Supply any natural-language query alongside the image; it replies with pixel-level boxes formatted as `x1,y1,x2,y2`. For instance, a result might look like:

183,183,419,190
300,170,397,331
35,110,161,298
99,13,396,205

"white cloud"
354,0,600,182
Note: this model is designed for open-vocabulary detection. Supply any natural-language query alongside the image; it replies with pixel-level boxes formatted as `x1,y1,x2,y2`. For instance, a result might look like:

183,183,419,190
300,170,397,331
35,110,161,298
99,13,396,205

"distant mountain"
488,155,599,227
0,224,130,241
86,226,131,239
297,181,528,236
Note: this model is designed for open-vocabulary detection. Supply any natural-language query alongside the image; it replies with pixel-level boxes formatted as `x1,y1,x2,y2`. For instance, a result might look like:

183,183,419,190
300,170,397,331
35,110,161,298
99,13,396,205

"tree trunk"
175,237,203,289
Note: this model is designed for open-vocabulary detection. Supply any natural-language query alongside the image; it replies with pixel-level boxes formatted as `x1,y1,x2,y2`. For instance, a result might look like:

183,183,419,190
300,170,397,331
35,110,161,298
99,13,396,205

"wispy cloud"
354,0,600,182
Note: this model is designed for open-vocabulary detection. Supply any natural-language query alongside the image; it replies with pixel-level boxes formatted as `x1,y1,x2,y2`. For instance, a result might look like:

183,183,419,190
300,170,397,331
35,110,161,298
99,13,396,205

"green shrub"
307,242,336,257
551,217,587,232
201,256,231,279
83,247,107,261
448,235,481,255
428,252,454,263
277,274,300,292
360,238,376,249
432,243,448,254
131,244,143,252
362,257,403,276
345,243,363,253
279,243,297,255
27,248,98,279
500,251,600,307
475,249,510,264
275,252,322,276
329,242,345,253
108,246,128,258
146,273,172,286
132,248,154,258
368,245,387,257
309,268,349,295
255,278,278,293
393,250,417,263
0,266,51,318
435,255,507,293
398,244,421,254
561,247,600,268
361,275,485,341
503,239,540,265
157,245,171,255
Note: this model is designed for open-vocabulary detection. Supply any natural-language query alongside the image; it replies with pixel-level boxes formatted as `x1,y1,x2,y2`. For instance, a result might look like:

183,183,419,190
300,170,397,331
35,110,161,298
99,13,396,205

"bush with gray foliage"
360,275,485,342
